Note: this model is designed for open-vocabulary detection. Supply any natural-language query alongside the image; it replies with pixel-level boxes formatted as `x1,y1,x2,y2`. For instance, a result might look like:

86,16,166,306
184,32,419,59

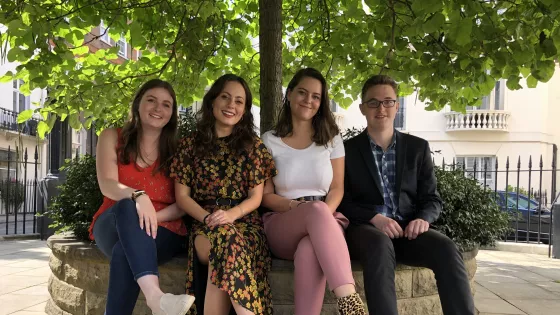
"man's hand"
371,215,404,239
404,219,429,240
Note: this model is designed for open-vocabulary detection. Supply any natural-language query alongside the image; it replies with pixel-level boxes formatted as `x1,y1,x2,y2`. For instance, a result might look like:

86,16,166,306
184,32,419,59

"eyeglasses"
362,99,397,108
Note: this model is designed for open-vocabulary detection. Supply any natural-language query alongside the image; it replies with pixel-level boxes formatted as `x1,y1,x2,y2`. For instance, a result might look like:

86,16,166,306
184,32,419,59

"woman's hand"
206,209,237,228
136,195,158,239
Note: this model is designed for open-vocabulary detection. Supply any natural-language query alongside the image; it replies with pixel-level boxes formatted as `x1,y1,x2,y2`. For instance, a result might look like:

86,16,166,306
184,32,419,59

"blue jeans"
93,199,186,315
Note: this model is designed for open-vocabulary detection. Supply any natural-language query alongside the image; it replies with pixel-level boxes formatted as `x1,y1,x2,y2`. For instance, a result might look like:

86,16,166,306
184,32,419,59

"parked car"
494,190,551,244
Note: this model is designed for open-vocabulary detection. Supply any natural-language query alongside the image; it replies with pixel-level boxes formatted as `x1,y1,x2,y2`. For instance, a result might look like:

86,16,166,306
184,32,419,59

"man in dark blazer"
339,75,475,315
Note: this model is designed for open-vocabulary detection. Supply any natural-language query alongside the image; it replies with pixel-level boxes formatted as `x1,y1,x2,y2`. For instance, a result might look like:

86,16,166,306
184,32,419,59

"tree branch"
380,0,397,74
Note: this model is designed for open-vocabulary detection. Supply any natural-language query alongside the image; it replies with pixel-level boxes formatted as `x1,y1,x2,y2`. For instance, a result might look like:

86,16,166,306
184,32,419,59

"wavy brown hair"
274,68,339,146
117,79,178,174
193,74,257,156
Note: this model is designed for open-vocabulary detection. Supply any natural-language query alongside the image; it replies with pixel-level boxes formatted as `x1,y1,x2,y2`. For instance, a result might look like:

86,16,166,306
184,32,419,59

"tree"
1,0,559,136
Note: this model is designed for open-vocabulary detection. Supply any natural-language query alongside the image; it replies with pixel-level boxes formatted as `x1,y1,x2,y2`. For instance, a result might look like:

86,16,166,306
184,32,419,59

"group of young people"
88,68,476,315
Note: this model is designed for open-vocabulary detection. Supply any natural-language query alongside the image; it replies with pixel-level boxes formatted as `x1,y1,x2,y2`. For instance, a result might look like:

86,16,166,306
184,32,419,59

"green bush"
0,180,26,212
179,110,197,138
341,127,364,141
433,166,512,251
46,155,103,241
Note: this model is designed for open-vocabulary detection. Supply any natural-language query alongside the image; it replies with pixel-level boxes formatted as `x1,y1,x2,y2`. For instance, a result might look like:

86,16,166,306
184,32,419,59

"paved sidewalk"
0,240,559,315
0,239,50,315
475,250,560,315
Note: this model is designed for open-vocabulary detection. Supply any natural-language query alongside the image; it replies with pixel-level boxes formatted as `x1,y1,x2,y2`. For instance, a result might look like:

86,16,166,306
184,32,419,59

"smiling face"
137,87,174,130
360,84,400,132
212,81,247,131
287,76,322,122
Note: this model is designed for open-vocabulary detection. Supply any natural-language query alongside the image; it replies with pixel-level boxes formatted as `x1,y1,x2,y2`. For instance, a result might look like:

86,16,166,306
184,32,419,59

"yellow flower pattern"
170,133,277,315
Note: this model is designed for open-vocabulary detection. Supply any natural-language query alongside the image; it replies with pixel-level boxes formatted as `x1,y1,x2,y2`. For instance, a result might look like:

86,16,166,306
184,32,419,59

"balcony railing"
0,108,40,137
444,110,510,132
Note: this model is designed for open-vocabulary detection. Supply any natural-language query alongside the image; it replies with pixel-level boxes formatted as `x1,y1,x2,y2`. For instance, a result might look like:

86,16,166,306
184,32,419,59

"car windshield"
506,194,542,211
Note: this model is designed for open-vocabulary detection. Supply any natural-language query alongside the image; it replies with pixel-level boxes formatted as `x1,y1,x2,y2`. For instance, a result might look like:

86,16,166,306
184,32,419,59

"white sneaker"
152,294,195,315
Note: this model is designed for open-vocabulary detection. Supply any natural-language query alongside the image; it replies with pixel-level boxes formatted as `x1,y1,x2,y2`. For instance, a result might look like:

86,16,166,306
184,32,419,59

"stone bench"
45,234,477,315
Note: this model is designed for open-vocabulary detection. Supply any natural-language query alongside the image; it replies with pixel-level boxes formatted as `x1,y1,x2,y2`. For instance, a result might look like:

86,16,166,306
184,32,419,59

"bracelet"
131,190,146,202
203,214,210,224
297,201,305,207
238,205,245,216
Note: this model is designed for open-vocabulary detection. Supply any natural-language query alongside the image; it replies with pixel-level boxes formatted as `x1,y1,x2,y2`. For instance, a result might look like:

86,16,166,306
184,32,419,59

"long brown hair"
274,68,339,146
193,74,257,156
117,79,178,174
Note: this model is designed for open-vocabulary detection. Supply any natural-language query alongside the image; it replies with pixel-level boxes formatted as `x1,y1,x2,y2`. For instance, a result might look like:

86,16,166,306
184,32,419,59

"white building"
0,59,49,182
337,64,560,204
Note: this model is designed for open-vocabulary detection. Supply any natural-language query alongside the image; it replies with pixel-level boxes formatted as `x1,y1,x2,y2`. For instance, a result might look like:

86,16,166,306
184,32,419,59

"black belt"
198,198,243,207
295,195,326,202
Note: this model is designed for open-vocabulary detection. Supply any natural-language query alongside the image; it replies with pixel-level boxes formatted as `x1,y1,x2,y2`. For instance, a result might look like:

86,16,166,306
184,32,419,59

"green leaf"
7,19,27,36
526,75,538,88
531,60,555,82
129,21,144,48
17,109,33,123
73,46,89,55
69,113,82,130
460,59,470,70
0,72,14,83
506,76,522,90
37,121,49,139
47,115,57,129
541,38,557,58
411,1,425,14
519,67,531,78
456,18,473,46
7,47,22,63
423,13,445,34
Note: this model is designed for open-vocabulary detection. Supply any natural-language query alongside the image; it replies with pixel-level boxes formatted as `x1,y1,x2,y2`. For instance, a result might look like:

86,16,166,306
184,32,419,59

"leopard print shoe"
337,292,367,315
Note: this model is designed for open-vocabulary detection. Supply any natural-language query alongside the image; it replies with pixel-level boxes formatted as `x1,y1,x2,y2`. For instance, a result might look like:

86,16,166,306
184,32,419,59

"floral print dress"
170,133,277,315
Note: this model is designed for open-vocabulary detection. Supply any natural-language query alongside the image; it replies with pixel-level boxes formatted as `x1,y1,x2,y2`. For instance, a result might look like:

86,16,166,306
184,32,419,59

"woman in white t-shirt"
261,68,366,315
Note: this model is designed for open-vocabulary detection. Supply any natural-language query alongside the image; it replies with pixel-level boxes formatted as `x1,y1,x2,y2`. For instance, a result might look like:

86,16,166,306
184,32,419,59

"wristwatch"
131,190,147,201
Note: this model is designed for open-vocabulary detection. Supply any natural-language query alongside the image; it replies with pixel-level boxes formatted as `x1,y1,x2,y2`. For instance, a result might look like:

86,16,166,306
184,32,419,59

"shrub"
433,166,512,251
179,110,197,138
0,180,26,212
46,154,103,241
341,127,364,141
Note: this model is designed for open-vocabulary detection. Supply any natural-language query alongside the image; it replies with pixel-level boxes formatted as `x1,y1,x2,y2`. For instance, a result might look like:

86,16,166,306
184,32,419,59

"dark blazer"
338,130,442,225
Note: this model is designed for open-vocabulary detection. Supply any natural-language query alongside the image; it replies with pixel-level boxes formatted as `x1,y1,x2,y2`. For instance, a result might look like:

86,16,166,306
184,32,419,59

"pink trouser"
263,201,355,315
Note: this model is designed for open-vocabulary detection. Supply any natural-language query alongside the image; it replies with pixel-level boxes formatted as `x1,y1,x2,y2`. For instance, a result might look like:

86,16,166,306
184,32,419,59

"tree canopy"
1,0,559,137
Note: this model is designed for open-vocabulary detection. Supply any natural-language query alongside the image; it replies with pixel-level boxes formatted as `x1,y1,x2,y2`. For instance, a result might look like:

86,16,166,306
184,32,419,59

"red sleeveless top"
88,129,187,240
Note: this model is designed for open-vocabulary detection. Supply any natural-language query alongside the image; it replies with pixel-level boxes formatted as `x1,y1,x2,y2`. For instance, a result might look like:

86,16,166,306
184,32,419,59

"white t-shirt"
261,131,345,199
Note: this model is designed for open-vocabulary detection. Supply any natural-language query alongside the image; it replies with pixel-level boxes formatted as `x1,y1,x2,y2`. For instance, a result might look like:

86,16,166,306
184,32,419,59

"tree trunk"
259,0,282,134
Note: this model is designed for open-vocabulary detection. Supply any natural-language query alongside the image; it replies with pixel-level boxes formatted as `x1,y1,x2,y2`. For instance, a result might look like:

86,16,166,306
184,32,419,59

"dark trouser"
346,224,475,315
93,199,185,315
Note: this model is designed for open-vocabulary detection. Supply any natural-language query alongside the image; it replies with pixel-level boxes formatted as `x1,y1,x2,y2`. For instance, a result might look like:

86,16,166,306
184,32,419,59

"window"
12,80,29,113
466,80,505,111
394,96,406,130
330,100,338,113
456,156,495,187
117,36,127,58
99,20,110,43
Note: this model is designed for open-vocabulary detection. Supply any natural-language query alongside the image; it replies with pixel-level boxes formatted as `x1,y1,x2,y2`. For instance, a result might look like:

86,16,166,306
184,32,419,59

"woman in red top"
90,79,194,315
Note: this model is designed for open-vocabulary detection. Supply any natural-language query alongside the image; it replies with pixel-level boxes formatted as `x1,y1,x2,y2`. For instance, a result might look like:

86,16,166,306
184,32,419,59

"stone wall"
46,234,478,315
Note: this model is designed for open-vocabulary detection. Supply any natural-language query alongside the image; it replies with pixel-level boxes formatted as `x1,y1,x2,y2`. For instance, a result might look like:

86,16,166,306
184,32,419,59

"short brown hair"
361,75,398,101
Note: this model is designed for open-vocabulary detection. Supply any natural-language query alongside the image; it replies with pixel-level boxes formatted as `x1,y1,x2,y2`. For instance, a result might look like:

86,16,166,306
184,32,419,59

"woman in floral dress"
170,74,276,315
